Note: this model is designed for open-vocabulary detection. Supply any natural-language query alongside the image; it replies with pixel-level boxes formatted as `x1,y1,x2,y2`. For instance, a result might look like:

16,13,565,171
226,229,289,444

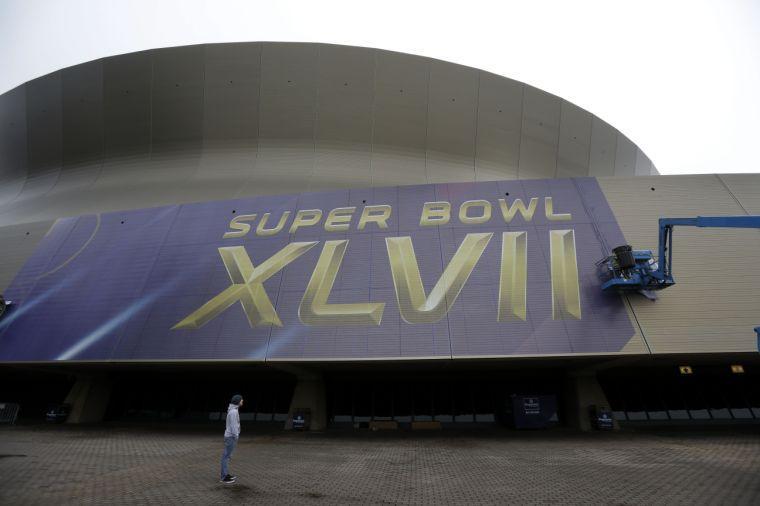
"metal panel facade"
519,86,560,179
0,42,657,230
371,50,429,186
0,86,27,205
474,72,522,182
197,42,261,200
425,61,478,183
312,45,374,191
599,175,760,354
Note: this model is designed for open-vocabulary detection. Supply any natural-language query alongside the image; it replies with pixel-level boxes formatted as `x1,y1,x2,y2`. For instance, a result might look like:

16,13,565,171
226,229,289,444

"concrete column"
563,372,618,431
64,375,111,424
284,374,327,431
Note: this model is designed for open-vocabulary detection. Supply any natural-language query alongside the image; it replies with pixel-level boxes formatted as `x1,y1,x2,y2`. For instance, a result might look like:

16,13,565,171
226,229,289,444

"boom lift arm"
600,215,760,296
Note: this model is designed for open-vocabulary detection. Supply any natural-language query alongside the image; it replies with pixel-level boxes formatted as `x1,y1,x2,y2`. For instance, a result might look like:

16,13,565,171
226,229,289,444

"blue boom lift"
599,215,760,343
600,216,760,296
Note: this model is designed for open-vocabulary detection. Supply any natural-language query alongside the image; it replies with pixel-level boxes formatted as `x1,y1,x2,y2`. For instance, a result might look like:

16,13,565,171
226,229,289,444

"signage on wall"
523,397,540,415
176,196,581,331
0,177,635,362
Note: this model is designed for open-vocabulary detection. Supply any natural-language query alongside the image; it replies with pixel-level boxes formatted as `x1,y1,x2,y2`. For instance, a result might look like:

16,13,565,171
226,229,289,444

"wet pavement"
0,424,759,504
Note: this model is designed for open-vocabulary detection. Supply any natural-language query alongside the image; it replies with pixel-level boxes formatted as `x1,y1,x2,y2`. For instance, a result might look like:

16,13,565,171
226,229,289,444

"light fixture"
679,365,693,375
730,364,745,374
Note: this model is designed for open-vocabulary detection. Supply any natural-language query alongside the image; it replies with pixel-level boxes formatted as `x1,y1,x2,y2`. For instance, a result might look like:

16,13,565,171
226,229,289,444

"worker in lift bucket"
220,394,243,484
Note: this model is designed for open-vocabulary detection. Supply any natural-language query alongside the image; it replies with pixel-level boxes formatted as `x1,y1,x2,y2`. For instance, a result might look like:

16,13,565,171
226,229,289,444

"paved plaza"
0,424,759,505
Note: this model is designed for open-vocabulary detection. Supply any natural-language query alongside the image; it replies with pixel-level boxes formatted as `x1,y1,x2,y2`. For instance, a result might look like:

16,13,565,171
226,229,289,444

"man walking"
220,394,243,484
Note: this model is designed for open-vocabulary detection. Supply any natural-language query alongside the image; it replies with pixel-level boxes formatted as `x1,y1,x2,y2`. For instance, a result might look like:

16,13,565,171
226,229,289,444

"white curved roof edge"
1,0,759,175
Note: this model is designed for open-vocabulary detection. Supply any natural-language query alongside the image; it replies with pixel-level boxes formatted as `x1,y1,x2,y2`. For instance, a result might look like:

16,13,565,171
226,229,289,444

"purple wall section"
0,177,633,362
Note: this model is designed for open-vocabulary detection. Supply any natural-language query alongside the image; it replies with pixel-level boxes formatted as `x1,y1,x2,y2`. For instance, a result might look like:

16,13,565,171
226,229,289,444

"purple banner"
0,177,634,362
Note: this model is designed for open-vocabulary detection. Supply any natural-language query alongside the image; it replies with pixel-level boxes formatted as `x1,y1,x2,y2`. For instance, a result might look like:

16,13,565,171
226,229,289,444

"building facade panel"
518,86,561,179
474,72,523,182
720,174,760,214
11,43,759,368
22,72,63,202
0,86,27,206
557,100,592,179
312,44,374,191
196,42,262,200
370,50,429,186
60,60,104,194
425,60,479,183
0,42,659,229
599,175,760,354
588,116,617,177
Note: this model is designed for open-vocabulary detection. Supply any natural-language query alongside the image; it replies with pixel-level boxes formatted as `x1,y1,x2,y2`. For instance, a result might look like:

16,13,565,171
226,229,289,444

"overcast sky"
1,0,758,175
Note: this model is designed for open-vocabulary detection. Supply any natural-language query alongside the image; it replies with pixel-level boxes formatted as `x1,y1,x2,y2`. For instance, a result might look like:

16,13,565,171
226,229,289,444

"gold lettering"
458,200,492,225
357,205,391,230
498,231,527,322
419,201,451,227
172,242,317,329
324,207,356,233
256,211,291,236
498,198,538,223
223,214,257,239
289,209,322,234
385,233,492,324
550,230,581,320
299,240,385,325
545,197,572,221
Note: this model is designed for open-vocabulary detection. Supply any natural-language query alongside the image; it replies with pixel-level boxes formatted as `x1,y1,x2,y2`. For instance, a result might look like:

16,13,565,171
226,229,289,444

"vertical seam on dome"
423,59,431,183
237,42,265,199
255,43,263,194
240,43,264,198
89,59,106,191
4,85,28,204
308,45,320,192
472,71,480,182
612,129,620,176
197,45,207,184
516,83,525,180
23,72,65,202
49,71,64,196
556,102,562,178
149,51,154,163
369,50,377,187
586,115,593,178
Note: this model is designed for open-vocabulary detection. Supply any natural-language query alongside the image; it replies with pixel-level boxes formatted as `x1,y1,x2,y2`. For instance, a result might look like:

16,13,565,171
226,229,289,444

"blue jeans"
220,436,237,479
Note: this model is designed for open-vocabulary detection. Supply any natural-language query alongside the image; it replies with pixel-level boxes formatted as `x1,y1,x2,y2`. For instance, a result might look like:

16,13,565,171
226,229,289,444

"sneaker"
221,475,236,484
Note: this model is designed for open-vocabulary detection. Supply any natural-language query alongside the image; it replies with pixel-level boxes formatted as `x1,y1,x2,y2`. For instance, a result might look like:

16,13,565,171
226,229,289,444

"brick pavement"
0,425,759,505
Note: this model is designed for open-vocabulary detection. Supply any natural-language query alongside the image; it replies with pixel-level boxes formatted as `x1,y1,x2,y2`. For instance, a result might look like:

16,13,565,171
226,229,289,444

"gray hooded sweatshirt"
224,403,240,438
